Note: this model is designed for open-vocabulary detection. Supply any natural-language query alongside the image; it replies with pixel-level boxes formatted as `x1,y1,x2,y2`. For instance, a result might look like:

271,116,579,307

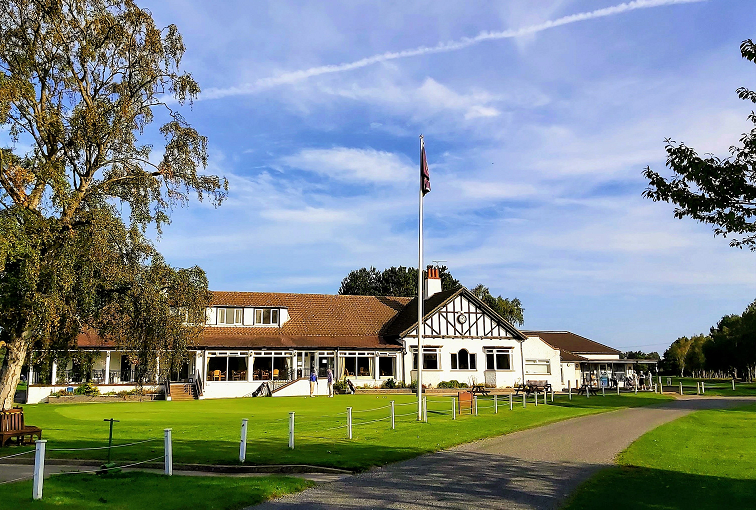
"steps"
169,383,196,401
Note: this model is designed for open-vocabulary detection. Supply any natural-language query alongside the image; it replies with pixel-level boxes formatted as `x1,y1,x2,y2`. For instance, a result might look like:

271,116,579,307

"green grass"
11,393,670,471
0,471,312,510
658,376,756,396
563,403,756,510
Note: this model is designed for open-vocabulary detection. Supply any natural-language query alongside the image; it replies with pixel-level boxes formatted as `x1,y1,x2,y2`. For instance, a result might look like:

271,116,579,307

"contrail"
201,0,704,100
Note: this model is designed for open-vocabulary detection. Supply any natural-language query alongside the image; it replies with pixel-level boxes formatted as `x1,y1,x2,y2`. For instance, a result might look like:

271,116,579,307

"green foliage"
643,39,756,249
333,379,349,392
338,265,460,297
380,378,407,389
436,380,469,389
0,0,226,408
73,382,100,396
471,284,524,326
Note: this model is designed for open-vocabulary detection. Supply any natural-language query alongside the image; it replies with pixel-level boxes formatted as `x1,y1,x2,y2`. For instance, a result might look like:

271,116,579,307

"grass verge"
659,376,756,396
14,393,670,471
562,403,756,510
0,471,313,510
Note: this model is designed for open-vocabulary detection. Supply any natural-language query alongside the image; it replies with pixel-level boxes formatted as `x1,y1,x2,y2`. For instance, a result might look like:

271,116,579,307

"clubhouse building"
25,269,652,403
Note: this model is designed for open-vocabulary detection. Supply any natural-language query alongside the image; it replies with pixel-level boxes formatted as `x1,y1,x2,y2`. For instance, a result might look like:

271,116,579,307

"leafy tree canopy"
643,39,756,249
470,284,524,326
0,0,226,408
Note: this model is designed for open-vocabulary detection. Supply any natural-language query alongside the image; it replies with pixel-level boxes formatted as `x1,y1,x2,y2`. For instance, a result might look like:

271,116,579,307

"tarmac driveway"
252,396,753,510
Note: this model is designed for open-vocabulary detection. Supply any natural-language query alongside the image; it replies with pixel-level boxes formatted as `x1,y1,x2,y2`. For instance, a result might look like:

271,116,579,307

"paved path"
252,396,754,510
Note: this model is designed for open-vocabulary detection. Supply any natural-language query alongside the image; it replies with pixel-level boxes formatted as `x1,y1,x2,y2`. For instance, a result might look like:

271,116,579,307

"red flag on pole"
421,139,431,195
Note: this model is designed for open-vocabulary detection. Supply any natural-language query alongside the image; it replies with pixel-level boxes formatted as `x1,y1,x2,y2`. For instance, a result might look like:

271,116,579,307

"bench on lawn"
514,380,552,396
469,384,489,396
1,407,42,447
577,384,598,396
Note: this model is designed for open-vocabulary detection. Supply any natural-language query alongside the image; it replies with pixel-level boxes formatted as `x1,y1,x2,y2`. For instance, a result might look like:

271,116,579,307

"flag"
421,139,431,195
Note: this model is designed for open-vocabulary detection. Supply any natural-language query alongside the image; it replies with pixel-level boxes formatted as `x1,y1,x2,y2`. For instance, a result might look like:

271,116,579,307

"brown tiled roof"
522,331,620,356
77,291,411,350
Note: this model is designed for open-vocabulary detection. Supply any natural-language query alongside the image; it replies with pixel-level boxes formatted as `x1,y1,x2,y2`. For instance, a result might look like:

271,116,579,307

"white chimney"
424,267,442,298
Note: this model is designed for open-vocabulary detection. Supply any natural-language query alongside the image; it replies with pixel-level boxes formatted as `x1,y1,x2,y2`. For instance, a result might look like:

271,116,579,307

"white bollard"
697,382,700,395
634,383,637,395
522,394,526,408
586,385,590,399
452,397,456,420
732,379,736,391
602,386,605,397
474,396,478,416
551,390,554,403
289,412,295,449
33,439,46,500
347,407,352,439
494,395,498,414
423,397,428,423
239,418,248,462
509,393,513,410
569,386,572,401
617,384,620,396
391,401,395,429
702,381,705,394
164,429,172,476
679,382,683,395
534,392,538,407
544,390,547,405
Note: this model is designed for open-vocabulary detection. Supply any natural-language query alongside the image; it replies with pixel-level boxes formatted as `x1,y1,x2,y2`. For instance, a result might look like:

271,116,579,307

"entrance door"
171,361,190,382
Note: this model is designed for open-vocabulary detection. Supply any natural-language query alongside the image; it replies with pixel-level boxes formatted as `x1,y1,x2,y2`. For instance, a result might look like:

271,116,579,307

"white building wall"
520,336,562,389
560,362,582,390
579,353,620,360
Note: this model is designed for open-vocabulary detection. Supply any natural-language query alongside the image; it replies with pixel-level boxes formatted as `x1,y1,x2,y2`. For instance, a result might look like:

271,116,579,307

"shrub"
381,378,397,389
74,382,100,396
437,380,469,389
408,380,428,390
333,380,349,392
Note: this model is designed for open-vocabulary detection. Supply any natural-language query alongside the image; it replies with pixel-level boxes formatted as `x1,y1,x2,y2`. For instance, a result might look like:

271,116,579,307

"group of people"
309,367,335,397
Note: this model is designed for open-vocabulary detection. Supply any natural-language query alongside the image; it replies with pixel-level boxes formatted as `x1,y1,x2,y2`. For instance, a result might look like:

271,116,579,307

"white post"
33,439,46,500
544,390,547,404
239,418,248,462
702,381,705,394
104,351,111,385
696,382,700,395
391,401,395,429
534,392,538,406
452,397,456,420
289,412,295,449
416,138,425,423
602,386,605,397
164,429,172,476
522,394,526,408
569,385,572,401
634,382,638,395
494,395,498,414
551,389,554,403
509,393,513,410
423,397,428,422
50,360,58,386
658,375,662,390
679,382,683,395
732,379,736,391
474,396,478,416
617,384,620,396
347,407,353,439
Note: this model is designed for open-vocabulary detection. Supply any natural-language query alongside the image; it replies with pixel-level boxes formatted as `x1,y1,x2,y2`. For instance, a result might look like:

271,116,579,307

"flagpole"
417,134,424,421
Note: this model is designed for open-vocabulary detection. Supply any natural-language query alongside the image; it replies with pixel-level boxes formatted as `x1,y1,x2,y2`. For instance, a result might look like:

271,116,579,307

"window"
252,352,290,380
412,348,440,370
525,359,551,375
340,353,373,378
451,349,477,370
378,357,395,377
485,349,512,370
254,308,279,326
217,307,243,325
207,354,248,381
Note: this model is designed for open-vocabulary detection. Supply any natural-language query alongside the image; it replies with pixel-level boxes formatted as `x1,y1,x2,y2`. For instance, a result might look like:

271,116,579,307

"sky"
39,0,756,353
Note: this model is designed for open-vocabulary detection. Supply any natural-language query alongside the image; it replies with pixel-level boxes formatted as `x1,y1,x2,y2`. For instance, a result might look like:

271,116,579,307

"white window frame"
525,359,551,375
411,347,441,371
451,349,477,370
485,349,513,371
254,308,280,326
217,307,244,325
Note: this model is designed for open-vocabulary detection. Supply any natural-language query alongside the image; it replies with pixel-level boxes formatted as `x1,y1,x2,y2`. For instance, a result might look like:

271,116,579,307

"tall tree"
643,39,756,249
0,0,226,409
663,336,694,377
470,284,524,326
339,265,460,297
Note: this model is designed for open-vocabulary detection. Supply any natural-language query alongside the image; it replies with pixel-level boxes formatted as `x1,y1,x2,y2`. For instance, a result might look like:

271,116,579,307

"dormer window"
255,308,279,326
218,307,243,325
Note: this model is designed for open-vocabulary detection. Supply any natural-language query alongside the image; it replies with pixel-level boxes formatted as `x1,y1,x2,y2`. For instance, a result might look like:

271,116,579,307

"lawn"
11,392,671,471
658,376,756,396
0,471,313,510
562,402,756,510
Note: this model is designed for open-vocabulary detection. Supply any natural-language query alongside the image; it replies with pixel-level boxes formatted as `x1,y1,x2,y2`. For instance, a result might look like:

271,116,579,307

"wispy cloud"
200,0,704,100
281,147,415,184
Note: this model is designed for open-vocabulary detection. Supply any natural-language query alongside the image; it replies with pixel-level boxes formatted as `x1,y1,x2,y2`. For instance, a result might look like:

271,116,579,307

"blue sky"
52,1,756,353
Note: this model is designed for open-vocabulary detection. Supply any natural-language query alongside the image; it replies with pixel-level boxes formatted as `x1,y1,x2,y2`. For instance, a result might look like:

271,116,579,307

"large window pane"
458,349,469,370
207,357,228,381
423,353,438,370
496,353,510,370
252,357,272,380
450,353,458,370
470,354,476,370
486,353,495,370
378,357,395,377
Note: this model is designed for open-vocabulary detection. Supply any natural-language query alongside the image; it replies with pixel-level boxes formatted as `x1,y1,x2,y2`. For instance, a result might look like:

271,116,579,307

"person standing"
309,368,318,397
327,368,334,397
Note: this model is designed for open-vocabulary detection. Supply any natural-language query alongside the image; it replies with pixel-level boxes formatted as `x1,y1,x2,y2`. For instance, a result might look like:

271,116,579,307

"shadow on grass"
562,465,756,510
259,450,600,510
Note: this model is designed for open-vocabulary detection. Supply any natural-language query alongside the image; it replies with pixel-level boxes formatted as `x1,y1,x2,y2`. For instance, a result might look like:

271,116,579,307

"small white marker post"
423,397,428,422
289,412,295,449
474,395,478,416
509,393,513,410
696,382,700,395
544,390,547,405
239,418,248,462
551,390,554,403
33,439,46,500
679,382,683,395
568,385,572,401
634,383,638,395
617,384,620,396
452,397,456,420
164,429,173,476
702,381,705,394
732,379,736,391
494,395,498,414
534,392,538,407
522,394,526,408
391,401,395,429
602,386,605,397
586,385,590,399
347,407,353,439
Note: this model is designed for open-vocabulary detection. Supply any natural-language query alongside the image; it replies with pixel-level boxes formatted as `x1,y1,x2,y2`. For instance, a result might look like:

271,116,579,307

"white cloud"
280,147,414,184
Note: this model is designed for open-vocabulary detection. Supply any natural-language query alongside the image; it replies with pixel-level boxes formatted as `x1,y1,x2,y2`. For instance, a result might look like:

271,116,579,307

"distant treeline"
662,300,756,381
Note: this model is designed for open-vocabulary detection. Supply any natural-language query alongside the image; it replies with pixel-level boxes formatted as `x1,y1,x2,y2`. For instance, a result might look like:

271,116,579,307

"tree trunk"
0,339,29,410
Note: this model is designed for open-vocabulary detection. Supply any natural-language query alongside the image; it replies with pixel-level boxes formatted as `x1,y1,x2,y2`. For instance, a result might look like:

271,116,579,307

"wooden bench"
1,408,42,447
515,380,552,396
577,384,598,396
469,384,490,396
